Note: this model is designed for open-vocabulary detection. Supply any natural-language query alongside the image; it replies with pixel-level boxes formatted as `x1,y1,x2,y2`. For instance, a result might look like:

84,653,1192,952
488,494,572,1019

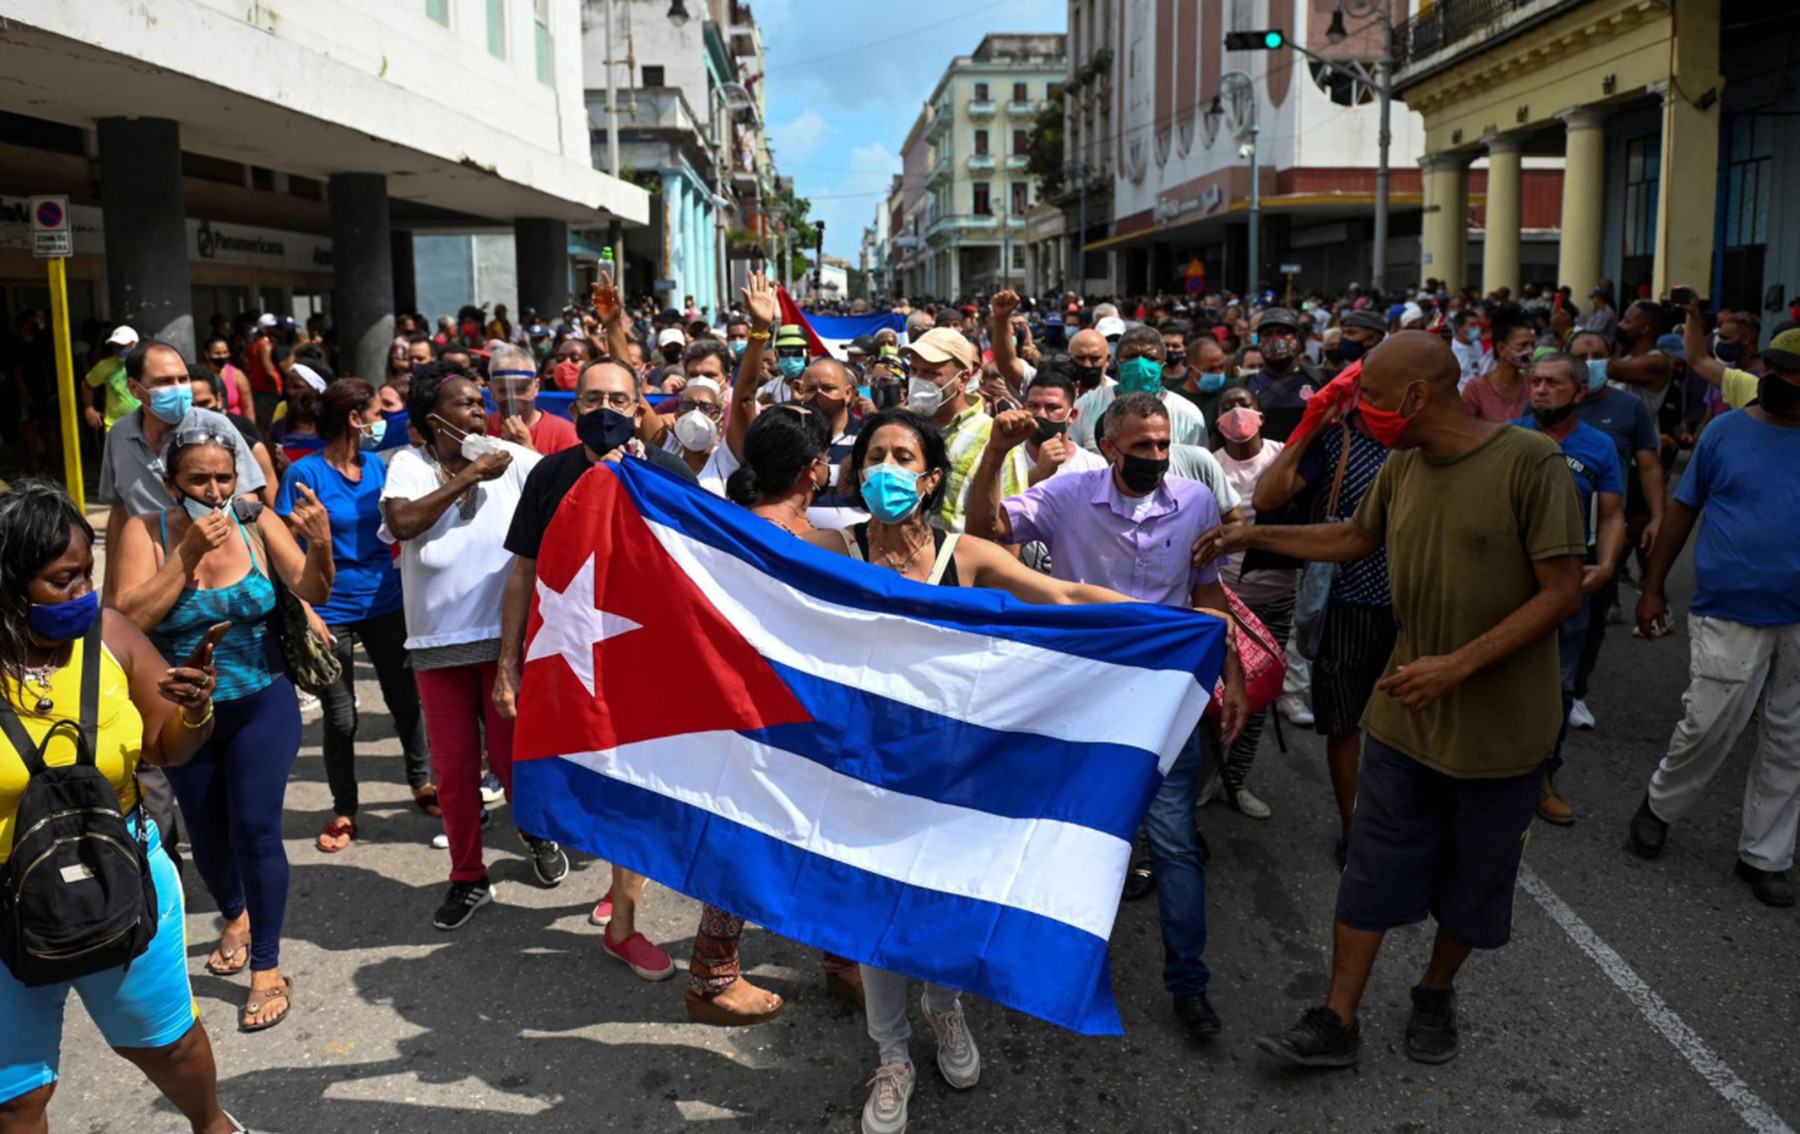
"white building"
0,0,646,377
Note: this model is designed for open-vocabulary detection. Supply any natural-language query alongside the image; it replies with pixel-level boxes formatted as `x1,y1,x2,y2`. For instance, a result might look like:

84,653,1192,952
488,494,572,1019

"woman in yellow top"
0,482,245,1133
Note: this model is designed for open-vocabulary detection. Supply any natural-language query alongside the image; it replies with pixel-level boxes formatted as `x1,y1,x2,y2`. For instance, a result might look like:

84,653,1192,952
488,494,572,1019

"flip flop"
205,939,250,976
316,818,356,853
240,977,293,1033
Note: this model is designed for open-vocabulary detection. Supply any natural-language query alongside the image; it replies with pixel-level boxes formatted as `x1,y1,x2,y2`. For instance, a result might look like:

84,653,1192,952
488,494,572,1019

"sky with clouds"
753,0,1066,262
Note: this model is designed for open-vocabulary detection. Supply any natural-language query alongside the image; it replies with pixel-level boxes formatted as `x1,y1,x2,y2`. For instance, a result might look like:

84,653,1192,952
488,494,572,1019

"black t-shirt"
505,444,697,560
1245,360,1327,443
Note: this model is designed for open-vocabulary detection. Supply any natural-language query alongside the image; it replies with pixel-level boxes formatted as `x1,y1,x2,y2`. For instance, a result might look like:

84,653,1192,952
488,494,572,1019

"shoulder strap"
842,526,864,561
1326,423,1353,516
926,533,961,585
0,696,36,770
78,618,101,761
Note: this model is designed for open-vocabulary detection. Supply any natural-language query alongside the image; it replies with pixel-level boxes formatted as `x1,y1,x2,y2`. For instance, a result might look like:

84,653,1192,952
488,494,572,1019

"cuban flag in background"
775,285,908,361
511,457,1227,1035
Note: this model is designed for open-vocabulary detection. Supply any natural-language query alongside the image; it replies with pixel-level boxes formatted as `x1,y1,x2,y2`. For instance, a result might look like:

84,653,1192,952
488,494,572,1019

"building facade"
0,0,647,378
916,34,1067,300
1395,0,1780,315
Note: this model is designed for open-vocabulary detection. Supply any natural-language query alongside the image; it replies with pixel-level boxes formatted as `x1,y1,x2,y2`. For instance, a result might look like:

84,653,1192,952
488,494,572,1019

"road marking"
1519,864,1795,1134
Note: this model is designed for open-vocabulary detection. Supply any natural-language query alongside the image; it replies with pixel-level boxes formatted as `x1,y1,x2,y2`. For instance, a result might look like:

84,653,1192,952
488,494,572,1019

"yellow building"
1395,0,1725,303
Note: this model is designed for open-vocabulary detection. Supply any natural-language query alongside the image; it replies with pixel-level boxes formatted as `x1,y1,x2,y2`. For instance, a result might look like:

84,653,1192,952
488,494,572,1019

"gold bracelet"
180,703,214,729
747,329,772,341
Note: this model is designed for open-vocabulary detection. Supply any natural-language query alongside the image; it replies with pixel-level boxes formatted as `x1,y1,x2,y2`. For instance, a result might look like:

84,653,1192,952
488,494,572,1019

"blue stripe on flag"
611,457,1227,679
514,755,1124,1035
758,660,1162,840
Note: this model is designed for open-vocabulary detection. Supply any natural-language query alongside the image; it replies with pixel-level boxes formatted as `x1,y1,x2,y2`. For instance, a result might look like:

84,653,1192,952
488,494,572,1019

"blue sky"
754,0,1066,262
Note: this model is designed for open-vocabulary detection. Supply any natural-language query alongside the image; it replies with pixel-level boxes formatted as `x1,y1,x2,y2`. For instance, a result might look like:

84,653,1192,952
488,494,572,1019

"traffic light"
1225,29,1286,50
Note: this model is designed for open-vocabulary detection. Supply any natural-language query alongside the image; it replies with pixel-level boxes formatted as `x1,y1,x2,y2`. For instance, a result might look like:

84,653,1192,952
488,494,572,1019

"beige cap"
902,327,976,368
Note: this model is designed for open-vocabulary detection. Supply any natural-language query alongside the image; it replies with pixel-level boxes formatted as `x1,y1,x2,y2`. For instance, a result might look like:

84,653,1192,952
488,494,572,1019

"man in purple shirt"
968,391,1247,1041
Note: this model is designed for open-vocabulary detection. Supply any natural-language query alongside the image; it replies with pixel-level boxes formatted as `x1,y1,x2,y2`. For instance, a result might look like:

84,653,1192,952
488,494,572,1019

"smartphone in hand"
184,621,234,669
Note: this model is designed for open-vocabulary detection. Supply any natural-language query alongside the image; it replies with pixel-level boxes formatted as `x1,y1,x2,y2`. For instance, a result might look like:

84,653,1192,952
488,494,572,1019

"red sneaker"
603,931,676,981
588,889,614,927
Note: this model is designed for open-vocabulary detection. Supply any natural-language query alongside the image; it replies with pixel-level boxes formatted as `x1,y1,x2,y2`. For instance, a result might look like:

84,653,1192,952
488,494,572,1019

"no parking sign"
31,195,71,258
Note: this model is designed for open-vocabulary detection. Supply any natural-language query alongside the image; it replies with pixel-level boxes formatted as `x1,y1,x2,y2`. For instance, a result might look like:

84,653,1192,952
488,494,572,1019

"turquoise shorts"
0,816,198,1103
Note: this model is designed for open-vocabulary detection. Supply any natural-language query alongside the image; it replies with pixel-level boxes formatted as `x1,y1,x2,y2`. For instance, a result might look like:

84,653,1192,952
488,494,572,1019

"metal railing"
1392,0,1543,69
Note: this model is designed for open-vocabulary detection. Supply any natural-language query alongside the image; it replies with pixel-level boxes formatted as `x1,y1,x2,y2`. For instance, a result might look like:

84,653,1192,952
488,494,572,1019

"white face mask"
429,412,497,461
907,377,945,417
673,408,719,452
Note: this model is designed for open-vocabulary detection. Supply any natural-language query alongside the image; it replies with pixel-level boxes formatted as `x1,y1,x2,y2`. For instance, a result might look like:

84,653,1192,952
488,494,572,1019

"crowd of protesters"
1,263,1796,1134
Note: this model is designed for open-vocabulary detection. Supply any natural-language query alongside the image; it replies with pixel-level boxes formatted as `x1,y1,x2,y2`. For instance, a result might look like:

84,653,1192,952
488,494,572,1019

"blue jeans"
1548,595,1592,774
1143,721,1211,996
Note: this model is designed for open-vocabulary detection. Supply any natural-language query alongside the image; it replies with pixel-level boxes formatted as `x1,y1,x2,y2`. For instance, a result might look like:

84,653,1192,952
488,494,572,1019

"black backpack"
0,621,158,987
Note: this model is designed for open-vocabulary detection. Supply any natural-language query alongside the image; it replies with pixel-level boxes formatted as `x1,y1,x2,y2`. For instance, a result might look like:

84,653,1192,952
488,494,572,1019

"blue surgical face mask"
1586,358,1609,392
358,418,388,451
27,590,100,643
729,340,747,358
778,355,806,381
1117,356,1164,394
146,383,193,425
859,463,925,524
181,492,222,522
1198,372,1228,393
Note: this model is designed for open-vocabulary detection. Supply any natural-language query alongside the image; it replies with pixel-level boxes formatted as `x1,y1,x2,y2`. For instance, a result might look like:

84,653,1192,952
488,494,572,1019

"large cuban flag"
511,457,1228,1035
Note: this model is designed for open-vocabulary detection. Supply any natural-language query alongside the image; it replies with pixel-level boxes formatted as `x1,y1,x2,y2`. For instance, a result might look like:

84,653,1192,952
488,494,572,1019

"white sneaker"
480,772,504,805
1568,699,1596,730
296,690,320,715
861,1063,915,1134
429,807,491,849
921,992,980,1089
1233,787,1272,820
1276,694,1315,726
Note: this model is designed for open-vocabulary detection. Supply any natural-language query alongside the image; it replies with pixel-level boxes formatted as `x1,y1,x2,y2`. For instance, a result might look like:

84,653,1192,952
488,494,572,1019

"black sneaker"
433,876,493,931
1405,986,1460,1064
1255,1005,1361,1068
1122,829,1156,901
1734,860,1796,908
1628,794,1669,858
1173,993,1221,1038
524,835,570,888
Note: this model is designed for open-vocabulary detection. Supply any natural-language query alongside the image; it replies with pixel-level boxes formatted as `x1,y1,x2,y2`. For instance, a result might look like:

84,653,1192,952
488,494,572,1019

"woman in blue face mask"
274,378,436,855
793,408,1142,1134
110,427,335,1034
0,481,252,1129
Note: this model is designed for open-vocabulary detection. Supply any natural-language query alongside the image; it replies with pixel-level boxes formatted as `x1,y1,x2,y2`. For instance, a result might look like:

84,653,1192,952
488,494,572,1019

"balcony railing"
968,100,997,119
968,153,996,171
1393,0,1569,70
1005,154,1028,170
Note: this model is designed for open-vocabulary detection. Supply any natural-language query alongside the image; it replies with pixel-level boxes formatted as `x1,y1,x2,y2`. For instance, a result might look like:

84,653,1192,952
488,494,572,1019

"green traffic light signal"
1224,28,1287,51
1263,30,1285,49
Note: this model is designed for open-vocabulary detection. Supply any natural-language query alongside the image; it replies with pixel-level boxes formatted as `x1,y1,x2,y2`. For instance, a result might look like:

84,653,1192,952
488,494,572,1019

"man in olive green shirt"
1196,331,1584,1070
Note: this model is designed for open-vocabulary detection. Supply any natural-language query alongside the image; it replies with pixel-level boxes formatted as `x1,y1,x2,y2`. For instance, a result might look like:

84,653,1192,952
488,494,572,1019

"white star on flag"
524,553,642,695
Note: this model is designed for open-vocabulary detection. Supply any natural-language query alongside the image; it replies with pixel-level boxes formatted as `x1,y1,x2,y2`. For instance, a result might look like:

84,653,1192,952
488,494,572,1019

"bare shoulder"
800,527,852,556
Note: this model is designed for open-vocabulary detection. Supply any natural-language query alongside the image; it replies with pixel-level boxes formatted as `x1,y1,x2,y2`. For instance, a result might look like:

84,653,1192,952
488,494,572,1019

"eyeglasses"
677,399,722,418
578,391,637,410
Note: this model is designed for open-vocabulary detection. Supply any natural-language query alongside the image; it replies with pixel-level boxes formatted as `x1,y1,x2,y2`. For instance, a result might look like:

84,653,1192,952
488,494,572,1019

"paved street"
58,548,1800,1134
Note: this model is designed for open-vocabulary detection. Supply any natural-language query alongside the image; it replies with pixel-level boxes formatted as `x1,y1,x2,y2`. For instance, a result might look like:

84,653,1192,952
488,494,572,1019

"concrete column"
1653,0,1724,295
515,218,568,321
1481,132,1523,297
1420,153,1471,292
327,173,394,383
1555,107,1607,296
96,118,194,358
391,228,417,314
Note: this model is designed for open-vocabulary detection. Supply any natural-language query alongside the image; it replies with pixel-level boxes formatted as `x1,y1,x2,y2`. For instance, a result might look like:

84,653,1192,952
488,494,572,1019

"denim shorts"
1335,737,1542,949
0,818,197,1103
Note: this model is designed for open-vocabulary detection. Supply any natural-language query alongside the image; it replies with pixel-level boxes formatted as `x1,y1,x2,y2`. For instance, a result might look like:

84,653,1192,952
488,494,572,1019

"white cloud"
770,109,830,162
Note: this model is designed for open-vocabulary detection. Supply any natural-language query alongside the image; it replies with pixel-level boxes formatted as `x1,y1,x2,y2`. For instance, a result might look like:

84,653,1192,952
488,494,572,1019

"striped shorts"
1313,600,1398,738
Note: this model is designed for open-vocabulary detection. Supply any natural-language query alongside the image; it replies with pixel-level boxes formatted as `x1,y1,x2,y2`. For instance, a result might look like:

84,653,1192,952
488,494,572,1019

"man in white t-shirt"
1069,325,1209,452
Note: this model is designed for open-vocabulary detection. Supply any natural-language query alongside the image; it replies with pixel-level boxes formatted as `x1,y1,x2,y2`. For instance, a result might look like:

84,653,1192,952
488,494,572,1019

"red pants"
416,662,514,883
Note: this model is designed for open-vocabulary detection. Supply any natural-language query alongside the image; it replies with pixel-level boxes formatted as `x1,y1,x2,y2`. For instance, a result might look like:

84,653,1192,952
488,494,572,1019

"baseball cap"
1399,302,1425,328
1762,326,1800,370
106,325,139,347
1095,315,1127,339
656,307,683,324
1385,303,1407,324
1257,308,1301,333
847,335,877,358
526,322,551,339
902,327,977,368
257,313,278,328
655,327,686,348
1655,333,1685,360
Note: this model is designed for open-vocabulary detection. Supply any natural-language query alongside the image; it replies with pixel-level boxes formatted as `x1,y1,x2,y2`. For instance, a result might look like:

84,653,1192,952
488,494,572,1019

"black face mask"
1165,350,1186,368
1117,452,1169,495
575,406,638,455
1760,374,1800,415
1531,402,1578,428
1073,364,1105,391
1031,417,1068,446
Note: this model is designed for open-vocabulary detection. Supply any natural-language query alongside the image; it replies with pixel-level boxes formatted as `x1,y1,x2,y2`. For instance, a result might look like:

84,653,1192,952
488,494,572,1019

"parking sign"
31,195,72,258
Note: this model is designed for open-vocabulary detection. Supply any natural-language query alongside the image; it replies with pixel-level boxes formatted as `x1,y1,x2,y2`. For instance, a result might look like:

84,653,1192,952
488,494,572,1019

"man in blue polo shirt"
1511,351,1625,825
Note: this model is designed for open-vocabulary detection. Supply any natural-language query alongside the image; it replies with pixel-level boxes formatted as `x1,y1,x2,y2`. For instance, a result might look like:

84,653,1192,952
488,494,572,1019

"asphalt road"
54,549,1800,1134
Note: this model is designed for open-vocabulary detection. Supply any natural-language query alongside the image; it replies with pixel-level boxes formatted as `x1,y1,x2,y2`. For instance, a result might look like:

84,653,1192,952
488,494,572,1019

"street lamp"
667,0,690,27
1206,70,1259,298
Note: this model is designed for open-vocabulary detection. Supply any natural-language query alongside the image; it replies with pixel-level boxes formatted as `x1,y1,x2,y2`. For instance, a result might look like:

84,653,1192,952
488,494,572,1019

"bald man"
1196,332,1584,1069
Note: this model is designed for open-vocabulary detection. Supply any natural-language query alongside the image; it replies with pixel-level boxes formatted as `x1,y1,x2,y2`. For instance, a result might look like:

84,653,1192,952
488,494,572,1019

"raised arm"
259,490,334,605
1607,347,1672,389
1251,416,1329,515
1680,293,1726,387
966,412,1036,543
988,290,1028,392
729,273,779,461
593,272,632,374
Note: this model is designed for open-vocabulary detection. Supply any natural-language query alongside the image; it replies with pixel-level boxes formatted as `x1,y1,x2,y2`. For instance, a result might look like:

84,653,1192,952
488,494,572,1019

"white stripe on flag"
557,730,1130,939
646,519,1210,768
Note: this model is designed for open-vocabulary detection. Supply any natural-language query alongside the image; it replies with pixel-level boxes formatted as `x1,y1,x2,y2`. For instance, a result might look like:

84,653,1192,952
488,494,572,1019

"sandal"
240,976,293,1033
413,785,442,818
685,978,785,1026
316,817,356,853
204,935,251,976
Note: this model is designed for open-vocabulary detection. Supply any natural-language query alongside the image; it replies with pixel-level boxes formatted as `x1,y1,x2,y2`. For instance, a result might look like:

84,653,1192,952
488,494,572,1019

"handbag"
1292,423,1352,661
244,518,342,694
1205,586,1288,723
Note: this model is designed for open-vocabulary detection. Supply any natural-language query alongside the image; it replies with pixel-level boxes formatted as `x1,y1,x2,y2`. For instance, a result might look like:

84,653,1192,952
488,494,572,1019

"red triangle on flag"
513,462,811,762
776,285,830,358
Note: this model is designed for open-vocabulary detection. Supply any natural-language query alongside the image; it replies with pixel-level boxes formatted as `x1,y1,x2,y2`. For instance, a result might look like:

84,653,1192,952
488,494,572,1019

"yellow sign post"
48,256,84,511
